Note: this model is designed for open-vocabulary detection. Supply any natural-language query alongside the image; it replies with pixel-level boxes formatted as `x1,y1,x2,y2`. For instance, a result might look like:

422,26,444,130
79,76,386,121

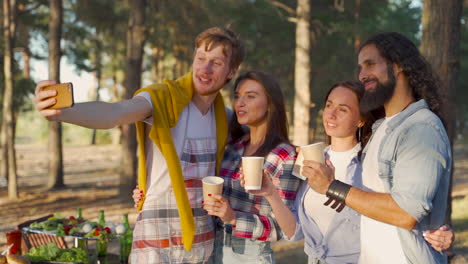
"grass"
16,110,117,145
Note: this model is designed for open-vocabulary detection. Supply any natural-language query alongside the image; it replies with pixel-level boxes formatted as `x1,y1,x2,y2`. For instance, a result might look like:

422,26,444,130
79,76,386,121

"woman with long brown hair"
202,70,301,263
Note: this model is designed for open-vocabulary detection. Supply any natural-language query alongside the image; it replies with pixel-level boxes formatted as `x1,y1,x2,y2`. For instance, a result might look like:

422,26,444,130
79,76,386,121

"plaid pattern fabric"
180,137,217,180
131,136,217,264
220,135,301,242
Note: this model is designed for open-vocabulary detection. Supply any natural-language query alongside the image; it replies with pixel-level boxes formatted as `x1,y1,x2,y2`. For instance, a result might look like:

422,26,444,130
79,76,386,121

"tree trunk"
420,0,463,226
1,0,18,199
91,37,102,145
120,0,146,199
151,46,159,82
293,0,311,146
18,22,31,78
47,0,64,189
157,48,164,82
22,48,30,79
353,0,361,52
0,0,9,188
111,70,121,146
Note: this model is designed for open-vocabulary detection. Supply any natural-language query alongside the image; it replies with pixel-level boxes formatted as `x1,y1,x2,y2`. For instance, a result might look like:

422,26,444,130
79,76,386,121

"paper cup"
301,142,325,163
292,142,325,180
202,176,224,202
242,157,264,190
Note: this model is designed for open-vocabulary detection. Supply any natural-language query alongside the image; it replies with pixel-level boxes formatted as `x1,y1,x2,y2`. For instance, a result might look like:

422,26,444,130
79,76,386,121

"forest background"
0,0,467,262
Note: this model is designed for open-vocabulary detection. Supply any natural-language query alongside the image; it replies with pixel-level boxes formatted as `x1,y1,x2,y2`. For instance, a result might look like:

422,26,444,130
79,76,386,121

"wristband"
325,180,352,212
323,197,346,212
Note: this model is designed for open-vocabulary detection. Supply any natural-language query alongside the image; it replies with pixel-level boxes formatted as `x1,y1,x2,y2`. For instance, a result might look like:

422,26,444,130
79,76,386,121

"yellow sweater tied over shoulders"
133,72,228,251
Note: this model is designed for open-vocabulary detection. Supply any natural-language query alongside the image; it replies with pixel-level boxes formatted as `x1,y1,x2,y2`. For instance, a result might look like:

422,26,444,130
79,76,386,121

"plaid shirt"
220,135,301,242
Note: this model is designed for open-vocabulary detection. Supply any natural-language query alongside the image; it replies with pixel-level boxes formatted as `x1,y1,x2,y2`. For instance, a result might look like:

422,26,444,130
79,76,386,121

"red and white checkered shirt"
220,135,301,241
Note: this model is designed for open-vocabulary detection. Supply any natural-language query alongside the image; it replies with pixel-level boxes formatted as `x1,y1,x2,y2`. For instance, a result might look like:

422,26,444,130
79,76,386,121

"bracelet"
326,180,352,204
323,197,346,212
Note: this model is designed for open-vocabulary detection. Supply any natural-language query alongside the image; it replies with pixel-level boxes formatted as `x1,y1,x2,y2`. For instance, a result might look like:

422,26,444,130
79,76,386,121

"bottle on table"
98,210,106,227
97,210,107,257
119,213,133,264
77,207,84,222
76,207,87,250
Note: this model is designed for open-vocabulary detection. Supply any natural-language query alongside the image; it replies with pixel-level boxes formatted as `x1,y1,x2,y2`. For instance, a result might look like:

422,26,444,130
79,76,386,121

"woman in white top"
243,81,454,264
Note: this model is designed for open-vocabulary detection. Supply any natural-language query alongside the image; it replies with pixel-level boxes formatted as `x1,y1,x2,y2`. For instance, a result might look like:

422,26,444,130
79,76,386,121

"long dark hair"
230,71,291,157
324,81,380,157
359,32,445,127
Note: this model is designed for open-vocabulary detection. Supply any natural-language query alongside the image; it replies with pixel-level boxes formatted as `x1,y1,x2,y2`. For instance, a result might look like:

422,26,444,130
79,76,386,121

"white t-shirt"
359,114,407,264
136,92,216,201
304,143,360,236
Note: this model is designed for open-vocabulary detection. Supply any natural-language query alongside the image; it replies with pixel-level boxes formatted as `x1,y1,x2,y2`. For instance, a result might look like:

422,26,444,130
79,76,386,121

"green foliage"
13,76,35,112
0,1,49,122
309,0,422,113
62,123,114,146
16,110,115,145
63,0,128,75
8,0,466,146
226,0,296,91
25,242,88,263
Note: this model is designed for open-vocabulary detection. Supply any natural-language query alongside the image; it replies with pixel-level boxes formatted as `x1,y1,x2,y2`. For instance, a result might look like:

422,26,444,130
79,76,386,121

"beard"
360,67,396,113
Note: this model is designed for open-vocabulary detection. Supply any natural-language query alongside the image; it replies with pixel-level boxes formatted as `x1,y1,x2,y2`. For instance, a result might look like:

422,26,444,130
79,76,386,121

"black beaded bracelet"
326,180,352,204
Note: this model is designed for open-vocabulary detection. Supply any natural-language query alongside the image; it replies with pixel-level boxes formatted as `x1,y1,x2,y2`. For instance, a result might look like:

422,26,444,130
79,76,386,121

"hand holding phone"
41,82,74,109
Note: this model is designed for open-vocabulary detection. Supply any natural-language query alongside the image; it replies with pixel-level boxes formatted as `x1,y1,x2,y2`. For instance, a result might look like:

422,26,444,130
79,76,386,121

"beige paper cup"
292,142,325,180
202,176,224,202
242,157,264,190
301,142,325,163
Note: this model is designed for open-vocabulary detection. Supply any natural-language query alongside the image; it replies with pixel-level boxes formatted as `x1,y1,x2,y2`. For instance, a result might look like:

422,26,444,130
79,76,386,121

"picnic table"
11,214,130,264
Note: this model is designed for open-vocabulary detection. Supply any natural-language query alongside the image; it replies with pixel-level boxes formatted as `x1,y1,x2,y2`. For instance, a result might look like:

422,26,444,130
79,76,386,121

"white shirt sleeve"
134,91,153,125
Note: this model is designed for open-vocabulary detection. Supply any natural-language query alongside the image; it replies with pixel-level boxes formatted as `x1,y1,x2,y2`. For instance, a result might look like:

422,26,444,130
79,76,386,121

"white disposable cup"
292,142,325,180
202,176,224,202
301,142,325,164
242,157,264,190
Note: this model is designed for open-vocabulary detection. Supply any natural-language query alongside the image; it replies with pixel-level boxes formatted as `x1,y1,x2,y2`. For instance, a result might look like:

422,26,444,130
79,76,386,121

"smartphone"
42,82,74,109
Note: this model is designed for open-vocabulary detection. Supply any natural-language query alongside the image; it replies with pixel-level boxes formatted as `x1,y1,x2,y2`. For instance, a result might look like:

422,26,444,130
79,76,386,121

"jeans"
214,227,275,264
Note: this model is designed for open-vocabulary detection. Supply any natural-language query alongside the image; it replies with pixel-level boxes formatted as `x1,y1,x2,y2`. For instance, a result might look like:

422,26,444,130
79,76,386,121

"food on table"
81,223,93,233
27,210,116,239
24,242,87,263
115,223,126,235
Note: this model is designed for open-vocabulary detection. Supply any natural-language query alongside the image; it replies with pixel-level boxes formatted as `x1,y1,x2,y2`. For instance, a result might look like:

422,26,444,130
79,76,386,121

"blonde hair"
195,27,245,70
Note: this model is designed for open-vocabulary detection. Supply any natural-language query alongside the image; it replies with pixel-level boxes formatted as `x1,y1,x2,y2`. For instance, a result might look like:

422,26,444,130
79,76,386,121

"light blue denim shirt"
362,99,451,264
287,146,362,264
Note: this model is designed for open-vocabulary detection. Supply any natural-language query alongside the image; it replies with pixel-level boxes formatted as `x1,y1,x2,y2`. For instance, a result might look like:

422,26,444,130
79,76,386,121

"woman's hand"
240,168,277,198
423,224,455,252
303,159,335,194
202,194,236,225
132,185,144,208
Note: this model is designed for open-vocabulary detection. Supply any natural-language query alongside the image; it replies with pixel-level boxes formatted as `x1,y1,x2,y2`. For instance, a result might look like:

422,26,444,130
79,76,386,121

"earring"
358,127,362,142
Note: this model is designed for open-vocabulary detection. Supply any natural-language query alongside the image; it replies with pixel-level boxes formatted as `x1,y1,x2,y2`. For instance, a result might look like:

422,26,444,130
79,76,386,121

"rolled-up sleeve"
390,123,450,222
283,191,305,241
